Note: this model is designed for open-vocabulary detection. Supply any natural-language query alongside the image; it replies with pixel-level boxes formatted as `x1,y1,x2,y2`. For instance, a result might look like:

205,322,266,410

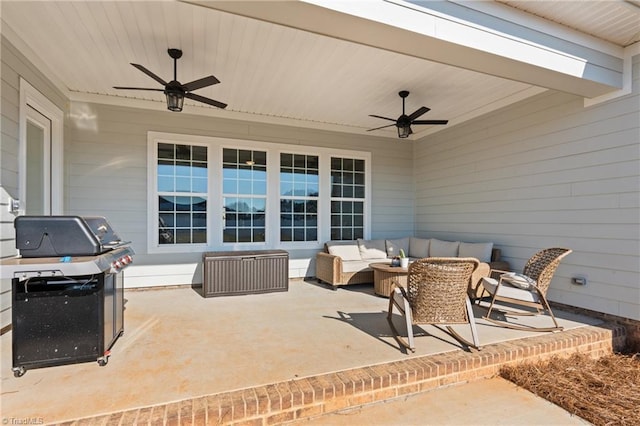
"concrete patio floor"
0,279,611,424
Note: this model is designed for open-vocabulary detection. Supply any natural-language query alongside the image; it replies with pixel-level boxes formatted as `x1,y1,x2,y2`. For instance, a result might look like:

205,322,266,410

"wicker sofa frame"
316,242,509,294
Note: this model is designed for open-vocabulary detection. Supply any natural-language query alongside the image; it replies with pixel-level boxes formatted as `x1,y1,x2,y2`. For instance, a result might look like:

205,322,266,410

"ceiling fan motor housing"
168,48,183,59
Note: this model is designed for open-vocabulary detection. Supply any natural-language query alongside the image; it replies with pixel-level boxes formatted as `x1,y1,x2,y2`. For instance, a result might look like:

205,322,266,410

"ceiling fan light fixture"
165,90,184,112
398,124,411,138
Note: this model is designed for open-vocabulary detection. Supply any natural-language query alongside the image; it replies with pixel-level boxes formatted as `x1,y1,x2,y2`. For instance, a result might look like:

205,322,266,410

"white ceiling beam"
185,0,623,98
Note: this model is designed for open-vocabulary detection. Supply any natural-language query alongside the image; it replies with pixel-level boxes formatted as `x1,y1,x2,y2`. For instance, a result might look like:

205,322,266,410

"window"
157,143,208,245
280,153,319,242
330,157,365,240
149,133,370,252
222,148,267,243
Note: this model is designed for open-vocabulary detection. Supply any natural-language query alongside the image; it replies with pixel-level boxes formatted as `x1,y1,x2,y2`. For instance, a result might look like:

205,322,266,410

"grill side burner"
1,215,133,377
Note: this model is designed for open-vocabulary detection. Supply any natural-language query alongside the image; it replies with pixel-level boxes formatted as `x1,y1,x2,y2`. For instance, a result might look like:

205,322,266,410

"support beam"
186,0,624,98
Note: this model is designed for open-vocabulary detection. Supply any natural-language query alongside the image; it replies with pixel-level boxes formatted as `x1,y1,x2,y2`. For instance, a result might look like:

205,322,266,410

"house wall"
414,55,640,321
65,102,415,286
0,36,67,330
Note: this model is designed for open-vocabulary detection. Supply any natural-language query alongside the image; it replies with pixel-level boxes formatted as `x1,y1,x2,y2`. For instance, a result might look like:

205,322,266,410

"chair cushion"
459,242,494,263
429,239,460,257
409,237,429,258
501,272,536,290
481,277,540,303
386,237,410,258
357,239,388,260
326,242,361,261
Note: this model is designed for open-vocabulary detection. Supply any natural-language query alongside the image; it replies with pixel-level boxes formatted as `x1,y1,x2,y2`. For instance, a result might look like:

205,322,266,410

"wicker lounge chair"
387,257,480,352
479,247,572,332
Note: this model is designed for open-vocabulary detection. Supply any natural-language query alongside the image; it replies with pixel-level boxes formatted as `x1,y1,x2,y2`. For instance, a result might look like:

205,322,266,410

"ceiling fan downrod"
168,48,182,82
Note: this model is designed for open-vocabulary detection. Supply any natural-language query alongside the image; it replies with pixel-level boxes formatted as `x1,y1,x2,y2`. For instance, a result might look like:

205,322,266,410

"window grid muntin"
280,153,319,242
157,143,208,245
330,157,365,241
222,148,267,243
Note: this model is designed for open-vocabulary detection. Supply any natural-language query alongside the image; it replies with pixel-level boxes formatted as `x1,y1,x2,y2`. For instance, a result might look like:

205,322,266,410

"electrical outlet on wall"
9,198,20,214
571,276,587,286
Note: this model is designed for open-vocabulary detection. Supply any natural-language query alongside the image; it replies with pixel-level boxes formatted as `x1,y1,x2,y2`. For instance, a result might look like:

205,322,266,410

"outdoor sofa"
315,237,510,298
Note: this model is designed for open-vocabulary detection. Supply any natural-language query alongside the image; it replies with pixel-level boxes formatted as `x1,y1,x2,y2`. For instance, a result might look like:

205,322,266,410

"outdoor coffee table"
369,262,409,297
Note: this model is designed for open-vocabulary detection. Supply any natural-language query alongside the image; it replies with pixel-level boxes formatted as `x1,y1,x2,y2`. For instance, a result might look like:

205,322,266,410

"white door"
24,106,52,215
19,78,64,215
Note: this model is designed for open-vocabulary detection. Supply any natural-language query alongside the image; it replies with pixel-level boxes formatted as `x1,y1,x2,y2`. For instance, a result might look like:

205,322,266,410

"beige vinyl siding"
66,103,414,285
0,188,16,329
414,55,640,321
0,36,67,330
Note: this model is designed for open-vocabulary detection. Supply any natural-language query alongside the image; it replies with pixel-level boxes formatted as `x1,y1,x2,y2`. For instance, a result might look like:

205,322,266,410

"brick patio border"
55,323,626,426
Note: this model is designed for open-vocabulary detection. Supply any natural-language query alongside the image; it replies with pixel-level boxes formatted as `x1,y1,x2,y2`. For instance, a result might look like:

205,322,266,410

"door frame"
19,78,64,215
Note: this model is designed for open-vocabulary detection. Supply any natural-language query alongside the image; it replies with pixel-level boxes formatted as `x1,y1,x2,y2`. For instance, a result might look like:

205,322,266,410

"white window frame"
147,132,371,253
278,152,320,244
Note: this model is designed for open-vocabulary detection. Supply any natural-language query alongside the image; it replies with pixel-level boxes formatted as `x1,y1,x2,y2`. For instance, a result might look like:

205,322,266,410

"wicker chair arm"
316,251,342,284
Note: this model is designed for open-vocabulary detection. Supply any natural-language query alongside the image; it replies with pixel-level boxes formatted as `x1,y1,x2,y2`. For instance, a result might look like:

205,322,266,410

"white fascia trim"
447,0,623,56
307,0,608,76
302,0,622,94
584,43,640,107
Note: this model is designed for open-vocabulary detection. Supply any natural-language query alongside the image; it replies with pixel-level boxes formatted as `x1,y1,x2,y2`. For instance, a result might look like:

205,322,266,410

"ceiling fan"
114,48,226,112
368,90,448,138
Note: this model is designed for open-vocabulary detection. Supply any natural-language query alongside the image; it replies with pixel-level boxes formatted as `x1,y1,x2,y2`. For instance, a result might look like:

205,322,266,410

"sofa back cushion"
429,239,460,257
357,239,388,260
326,241,362,261
409,237,430,258
459,242,494,263
385,237,410,258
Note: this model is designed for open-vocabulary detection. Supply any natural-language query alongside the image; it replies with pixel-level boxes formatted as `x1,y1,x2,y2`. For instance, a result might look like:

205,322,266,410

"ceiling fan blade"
131,63,167,86
184,92,227,109
369,114,397,122
182,75,220,92
367,123,396,132
411,119,449,125
407,106,430,121
113,86,164,91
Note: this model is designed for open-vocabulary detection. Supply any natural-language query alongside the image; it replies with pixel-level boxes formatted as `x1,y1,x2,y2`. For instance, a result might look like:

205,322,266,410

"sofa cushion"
326,241,361,261
385,237,410,258
459,241,494,263
429,239,460,257
409,237,429,259
357,239,388,260
342,260,380,273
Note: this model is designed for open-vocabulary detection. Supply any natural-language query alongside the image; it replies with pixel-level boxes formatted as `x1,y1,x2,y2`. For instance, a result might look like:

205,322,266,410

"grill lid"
15,215,128,258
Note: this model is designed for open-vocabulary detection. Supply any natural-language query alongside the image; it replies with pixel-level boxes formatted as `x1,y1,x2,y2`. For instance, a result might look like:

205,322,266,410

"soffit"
1,1,634,140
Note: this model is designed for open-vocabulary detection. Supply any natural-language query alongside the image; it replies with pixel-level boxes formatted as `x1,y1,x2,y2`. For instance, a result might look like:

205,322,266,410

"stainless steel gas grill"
1,216,134,377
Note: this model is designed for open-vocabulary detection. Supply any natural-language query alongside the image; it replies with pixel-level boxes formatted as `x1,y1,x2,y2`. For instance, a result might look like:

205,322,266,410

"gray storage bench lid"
203,250,288,260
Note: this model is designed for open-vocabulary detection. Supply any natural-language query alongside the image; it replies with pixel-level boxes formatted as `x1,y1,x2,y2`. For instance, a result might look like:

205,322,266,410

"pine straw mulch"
500,351,640,426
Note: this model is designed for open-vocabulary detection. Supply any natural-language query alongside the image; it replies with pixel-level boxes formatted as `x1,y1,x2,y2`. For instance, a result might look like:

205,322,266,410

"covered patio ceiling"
2,0,638,140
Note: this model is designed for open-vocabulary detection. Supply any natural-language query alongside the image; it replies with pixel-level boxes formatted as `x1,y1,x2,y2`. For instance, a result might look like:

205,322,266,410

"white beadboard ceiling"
2,1,637,139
